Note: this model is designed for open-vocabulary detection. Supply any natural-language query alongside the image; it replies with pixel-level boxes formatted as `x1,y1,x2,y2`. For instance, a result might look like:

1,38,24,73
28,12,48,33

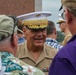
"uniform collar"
18,42,54,63
18,41,34,60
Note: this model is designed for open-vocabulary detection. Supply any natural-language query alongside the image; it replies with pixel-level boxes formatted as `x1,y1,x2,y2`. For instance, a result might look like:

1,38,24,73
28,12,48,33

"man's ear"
22,26,26,33
12,34,18,47
11,34,18,56
54,28,57,35
65,9,72,24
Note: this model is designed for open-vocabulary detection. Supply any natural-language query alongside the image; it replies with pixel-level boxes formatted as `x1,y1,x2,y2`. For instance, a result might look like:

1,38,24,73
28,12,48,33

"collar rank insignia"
42,67,49,72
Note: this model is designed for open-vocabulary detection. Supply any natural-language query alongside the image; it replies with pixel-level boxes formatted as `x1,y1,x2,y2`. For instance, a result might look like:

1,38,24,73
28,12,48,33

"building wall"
0,0,35,16
35,0,42,11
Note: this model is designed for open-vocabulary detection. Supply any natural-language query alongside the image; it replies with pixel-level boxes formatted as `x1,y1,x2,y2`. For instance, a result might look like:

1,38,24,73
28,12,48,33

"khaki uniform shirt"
16,41,57,75
62,33,72,46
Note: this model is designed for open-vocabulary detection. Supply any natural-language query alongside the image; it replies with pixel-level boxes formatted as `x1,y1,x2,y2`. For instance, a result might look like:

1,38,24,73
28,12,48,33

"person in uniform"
49,0,76,75
16,11,57,75
0,15,45,75
57,14,72,46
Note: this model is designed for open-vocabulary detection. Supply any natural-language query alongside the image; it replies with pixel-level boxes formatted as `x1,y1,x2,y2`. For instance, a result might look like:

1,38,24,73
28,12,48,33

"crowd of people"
0,0,76,75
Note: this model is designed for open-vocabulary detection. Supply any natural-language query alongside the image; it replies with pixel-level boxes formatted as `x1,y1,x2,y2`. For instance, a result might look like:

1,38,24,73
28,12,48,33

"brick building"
0,0,42,16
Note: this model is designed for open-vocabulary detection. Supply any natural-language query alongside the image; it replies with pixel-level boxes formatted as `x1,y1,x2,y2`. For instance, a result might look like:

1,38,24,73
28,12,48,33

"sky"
42,0,62,31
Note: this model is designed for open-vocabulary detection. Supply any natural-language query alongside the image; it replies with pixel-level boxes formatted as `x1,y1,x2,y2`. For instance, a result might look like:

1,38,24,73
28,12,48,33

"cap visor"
57,21,65,24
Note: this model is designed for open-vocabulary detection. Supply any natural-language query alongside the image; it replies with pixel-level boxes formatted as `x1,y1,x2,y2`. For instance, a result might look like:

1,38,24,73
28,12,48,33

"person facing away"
57,14,72,46
45,20,63,50
49,0,76,75
0,15,45,75
16,11,57,75
17,19,25,44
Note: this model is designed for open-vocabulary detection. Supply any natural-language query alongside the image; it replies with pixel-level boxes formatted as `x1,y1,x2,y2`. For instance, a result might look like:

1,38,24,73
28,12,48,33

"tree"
56,31,64,43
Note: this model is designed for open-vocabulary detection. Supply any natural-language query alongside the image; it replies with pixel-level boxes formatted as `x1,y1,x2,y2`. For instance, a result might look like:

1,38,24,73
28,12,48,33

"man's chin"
34,43,43,47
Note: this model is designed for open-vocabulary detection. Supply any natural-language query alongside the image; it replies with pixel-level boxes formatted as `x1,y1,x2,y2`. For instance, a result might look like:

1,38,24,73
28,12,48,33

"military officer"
57,14,72,46
17,11,57,75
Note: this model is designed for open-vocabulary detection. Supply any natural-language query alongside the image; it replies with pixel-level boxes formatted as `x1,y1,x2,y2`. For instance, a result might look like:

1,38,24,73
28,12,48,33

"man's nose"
37,30,43,35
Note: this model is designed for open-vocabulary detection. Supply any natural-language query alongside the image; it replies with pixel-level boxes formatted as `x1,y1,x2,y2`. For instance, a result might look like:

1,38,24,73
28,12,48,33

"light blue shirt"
18,37,25,44
46,38,63,50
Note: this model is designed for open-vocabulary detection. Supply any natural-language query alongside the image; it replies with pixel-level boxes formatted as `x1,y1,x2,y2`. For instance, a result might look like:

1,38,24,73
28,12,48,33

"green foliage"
56,31,65,43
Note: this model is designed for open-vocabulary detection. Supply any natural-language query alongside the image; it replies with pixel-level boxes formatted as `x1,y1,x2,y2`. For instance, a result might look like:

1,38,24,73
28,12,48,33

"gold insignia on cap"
23,19,48,29
36,14,41,17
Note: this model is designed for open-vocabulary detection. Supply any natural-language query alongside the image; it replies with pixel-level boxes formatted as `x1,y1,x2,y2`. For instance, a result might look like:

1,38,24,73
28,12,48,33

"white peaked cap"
17,11,52,20
57,14,66,24
17,11,52,29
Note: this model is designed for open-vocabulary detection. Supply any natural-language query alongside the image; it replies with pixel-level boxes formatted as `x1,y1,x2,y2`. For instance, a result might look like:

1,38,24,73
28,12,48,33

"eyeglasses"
61,10,65,19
